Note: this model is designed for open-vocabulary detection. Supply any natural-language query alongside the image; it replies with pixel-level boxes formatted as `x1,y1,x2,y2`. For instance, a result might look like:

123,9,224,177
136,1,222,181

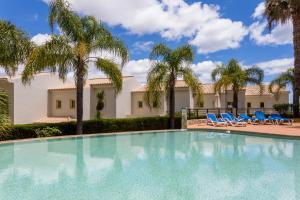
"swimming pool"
0,130,299,200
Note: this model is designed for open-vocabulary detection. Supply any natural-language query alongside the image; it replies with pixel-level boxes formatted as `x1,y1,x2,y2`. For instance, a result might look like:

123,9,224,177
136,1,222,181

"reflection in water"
0,131,300,199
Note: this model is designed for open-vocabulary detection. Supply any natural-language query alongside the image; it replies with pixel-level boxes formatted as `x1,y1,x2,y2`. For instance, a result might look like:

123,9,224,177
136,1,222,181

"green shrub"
35,126,62,138
0,116,181,141
273,104,291,114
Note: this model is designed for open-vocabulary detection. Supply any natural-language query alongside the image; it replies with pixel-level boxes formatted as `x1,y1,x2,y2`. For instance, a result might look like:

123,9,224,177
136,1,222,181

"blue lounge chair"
227,113,245,123
270,113,293,125
207,113,227,127
239,113,254,124
221,113,246,127
254,111,271,124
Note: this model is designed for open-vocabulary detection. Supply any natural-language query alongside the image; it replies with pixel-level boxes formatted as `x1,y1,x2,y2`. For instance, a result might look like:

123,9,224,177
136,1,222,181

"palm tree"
0,20,30,129
264,0,300,117
22,0,129,134
211,59,264,112
0,20,31,76
269,67,294,102
145,43,203,129
0,89,10,131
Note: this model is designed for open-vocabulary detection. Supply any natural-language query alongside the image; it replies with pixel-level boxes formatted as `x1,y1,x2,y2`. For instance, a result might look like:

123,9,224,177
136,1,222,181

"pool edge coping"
0,129,186,145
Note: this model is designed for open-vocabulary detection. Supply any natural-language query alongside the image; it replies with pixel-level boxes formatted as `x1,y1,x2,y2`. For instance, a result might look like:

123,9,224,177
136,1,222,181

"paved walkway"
188,121,300,138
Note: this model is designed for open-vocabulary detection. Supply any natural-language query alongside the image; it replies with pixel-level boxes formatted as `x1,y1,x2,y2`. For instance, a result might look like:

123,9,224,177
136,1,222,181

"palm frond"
269,67,294,99
180,67,203,106
95,58,122,93
245,66,264,94
145,62,168,108
22,35,74,84
49,0,84,41
93,34,129,67
264,0,292,29
211,64,226,82
149,43,171,61
0,20,31,76
172,44,194,65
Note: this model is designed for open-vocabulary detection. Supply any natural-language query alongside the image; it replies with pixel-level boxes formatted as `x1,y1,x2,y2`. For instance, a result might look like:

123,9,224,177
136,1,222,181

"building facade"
0,73,289,124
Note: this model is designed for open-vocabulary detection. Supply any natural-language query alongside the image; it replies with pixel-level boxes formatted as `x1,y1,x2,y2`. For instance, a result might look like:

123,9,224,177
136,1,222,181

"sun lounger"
239,113,254,124
254,111,271,124
221,113,247,127
207,113,227,127
270,113,293,125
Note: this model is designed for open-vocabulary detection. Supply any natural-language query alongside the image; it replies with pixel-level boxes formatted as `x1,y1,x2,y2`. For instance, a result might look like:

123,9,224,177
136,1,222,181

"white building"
0,73,289,124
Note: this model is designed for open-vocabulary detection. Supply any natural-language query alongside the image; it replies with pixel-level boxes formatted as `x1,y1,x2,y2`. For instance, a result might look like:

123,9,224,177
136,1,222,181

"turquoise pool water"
0,130,300,200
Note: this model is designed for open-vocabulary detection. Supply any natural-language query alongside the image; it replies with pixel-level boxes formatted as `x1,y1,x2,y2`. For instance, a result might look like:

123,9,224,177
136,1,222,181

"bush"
35,126,62,138
0,116,181,141
273,104,292,114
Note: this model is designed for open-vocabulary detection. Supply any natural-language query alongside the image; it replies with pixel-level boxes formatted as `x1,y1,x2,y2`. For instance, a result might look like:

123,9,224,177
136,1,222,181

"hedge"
0,116,181,141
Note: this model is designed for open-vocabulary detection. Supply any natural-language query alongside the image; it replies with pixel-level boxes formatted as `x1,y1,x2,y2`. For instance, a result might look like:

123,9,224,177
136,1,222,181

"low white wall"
13,74,71,124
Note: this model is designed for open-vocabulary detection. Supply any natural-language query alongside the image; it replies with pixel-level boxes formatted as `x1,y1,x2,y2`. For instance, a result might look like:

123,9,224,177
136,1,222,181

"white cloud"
190,61,220,83
132,41,154,54
249,3,292,46
42,0,248,54
121,59,219,83
122,59,153,83
31,33,51,45
252,2,265,19
254,58,294,75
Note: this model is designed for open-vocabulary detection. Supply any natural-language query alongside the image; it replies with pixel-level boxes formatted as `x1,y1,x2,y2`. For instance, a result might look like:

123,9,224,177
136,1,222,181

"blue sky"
0,0,294,83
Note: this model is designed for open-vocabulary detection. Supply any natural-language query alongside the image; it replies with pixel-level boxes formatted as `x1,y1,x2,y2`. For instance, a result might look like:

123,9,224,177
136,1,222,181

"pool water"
0,130,300,200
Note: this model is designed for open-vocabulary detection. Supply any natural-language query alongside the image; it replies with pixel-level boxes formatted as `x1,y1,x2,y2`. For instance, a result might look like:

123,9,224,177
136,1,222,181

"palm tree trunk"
233,88,239,115
292,13,300,118
169,74,176,129
76,62,84,134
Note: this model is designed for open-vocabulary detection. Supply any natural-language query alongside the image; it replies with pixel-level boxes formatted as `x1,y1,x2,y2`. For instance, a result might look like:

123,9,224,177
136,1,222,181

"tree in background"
0,20,31,129
264,0,300,116
22,0,129,134
96,91,105,119
146,43,203,129
211,59,264,111
269,68,294,113
0,20,31,76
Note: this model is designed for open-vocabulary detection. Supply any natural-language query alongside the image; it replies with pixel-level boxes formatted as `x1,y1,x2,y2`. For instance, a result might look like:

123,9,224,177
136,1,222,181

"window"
138,101,143,108
247,102,251,108
70,100,75,109
56,100,62,109
260,102,265,108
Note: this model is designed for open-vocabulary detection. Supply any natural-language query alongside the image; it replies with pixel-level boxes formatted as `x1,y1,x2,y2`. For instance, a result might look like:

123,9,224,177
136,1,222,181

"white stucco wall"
174,87,191,112
116,77,140,118
131,92,165,117
245,92,289,108
11,73,71,124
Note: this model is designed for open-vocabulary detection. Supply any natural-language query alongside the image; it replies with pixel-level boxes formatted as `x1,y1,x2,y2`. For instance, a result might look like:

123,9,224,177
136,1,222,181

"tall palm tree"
269,68,294,101
145,43,203,129
22,0,129,134
0,20,31,76
211,59,264,111
264,0,300,117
